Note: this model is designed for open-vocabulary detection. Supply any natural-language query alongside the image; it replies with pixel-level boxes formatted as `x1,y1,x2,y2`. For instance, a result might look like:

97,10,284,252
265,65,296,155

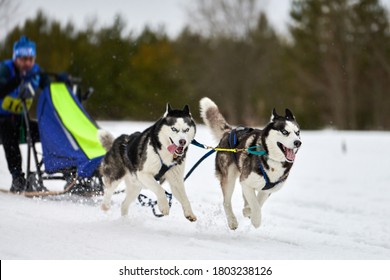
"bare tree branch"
187,0,263,39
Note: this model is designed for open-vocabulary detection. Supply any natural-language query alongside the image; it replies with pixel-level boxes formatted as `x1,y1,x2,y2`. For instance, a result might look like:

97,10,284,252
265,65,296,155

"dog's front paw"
184,208,197,222
242,206,251,218
158,199,170,216
186,214,197,222
101,203,110,211
250,213,261,228
227,217,239,230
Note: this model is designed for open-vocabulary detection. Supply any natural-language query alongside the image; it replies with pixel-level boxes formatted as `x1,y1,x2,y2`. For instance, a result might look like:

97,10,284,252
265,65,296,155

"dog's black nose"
179,139,186,146
294,140,302,148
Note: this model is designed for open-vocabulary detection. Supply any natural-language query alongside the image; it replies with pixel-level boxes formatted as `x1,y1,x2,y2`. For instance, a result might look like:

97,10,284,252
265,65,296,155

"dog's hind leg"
220,165,239,230
121,174,142,216
166,167,197,222
101,177,120,211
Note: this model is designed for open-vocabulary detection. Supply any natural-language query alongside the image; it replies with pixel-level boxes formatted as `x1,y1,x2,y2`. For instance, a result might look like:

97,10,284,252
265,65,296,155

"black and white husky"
98,104,197,222
200,97,302,230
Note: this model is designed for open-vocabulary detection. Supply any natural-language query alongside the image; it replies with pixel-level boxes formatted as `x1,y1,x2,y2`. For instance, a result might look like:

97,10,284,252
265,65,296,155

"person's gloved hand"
17,82,35,99
20,69,36,80
20,70,40,88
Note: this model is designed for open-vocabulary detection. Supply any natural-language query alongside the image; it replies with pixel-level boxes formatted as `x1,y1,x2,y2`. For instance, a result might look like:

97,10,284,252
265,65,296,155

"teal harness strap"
247,146,267,156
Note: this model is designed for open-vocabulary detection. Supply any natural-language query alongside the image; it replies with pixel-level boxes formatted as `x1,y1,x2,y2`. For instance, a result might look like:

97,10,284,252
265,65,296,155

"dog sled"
0,75,105,197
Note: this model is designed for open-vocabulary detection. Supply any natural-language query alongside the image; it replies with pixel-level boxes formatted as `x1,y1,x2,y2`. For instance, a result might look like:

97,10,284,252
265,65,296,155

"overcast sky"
3,0,291,38
3,0,390,40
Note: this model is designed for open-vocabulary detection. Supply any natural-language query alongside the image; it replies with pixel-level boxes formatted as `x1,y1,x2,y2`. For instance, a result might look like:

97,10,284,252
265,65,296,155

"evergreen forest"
1,0,389,130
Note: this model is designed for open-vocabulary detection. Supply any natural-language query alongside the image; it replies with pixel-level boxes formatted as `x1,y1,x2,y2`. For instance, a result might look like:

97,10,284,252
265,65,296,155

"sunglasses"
17,56,36,62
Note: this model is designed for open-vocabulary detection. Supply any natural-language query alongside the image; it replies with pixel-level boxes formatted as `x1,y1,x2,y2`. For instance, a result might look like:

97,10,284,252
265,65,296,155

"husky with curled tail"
98,104,197,222
200,97,302,230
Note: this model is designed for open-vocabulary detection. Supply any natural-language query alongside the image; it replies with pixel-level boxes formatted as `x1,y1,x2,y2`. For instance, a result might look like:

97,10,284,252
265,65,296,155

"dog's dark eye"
295,131,300,136
171,127,179,133
281,129,289,136
183,128,189,133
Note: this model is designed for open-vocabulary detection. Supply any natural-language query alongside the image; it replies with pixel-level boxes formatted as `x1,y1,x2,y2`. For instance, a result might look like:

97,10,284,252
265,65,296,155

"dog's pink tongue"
167,144,177,154
286,148,295,161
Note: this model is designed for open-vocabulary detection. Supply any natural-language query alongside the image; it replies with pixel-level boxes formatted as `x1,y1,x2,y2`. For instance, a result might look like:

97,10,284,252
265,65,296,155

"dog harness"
136,152,177,218
185,129,267,181
154,154,178,181
257,159,289,190
229,128,288,191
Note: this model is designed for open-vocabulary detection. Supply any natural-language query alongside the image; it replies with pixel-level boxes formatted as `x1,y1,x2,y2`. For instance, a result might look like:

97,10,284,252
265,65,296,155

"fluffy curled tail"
199,97,231,141
98,129,115,151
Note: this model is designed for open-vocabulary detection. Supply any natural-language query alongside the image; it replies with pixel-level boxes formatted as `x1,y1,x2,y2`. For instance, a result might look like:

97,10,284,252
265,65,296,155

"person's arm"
38,71,50,89
0,64,21,98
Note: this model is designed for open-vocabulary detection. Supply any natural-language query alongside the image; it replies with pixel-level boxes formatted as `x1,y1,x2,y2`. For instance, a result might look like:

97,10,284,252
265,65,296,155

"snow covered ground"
1,121,390,261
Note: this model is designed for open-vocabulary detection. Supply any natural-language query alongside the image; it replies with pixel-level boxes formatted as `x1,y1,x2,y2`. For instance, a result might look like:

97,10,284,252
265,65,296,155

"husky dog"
200,97,301,230
99,104,197,222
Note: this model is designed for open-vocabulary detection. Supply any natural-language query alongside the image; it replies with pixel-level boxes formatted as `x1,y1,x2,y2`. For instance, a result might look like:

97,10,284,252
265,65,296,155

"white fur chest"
265,160,286,182
243,159,287,193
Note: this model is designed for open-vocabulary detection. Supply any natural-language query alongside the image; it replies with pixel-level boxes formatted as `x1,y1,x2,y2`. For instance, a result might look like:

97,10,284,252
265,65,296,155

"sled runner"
0,75,105,196
0,180,77,197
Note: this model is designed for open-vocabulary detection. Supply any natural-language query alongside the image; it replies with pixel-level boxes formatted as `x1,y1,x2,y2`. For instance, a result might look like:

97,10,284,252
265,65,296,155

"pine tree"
289,0,390,129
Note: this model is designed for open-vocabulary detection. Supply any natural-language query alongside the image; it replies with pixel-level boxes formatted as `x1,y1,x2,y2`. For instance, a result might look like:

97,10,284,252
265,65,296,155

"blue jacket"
0,59,41,115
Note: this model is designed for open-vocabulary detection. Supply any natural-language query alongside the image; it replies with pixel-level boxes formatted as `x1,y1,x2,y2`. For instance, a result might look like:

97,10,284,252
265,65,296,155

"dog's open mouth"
167,138,185,156
278,142,295,162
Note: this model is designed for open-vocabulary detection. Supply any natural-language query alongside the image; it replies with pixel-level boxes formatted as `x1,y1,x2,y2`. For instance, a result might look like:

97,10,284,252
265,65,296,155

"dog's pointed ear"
271,108,279,122
164,103,173,116
167,103,173,113
285,108,295,121
183,105,190,116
